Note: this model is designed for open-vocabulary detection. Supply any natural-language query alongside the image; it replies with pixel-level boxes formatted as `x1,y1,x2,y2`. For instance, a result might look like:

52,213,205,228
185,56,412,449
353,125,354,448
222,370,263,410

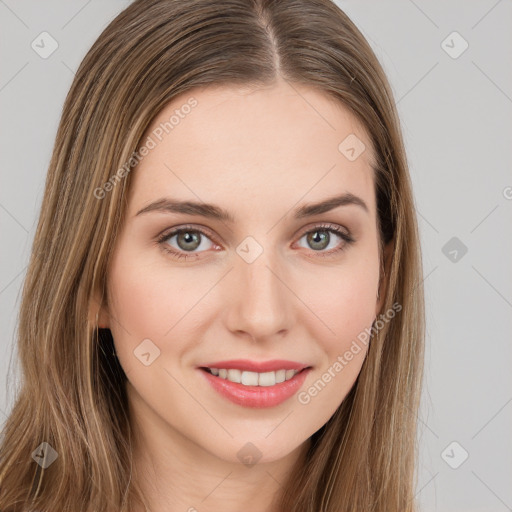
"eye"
157,225,218,261
295,223,355,258
156,223,355,261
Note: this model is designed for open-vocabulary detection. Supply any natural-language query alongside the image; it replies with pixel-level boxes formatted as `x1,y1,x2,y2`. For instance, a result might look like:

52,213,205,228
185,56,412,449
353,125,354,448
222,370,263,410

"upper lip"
198,359,311,373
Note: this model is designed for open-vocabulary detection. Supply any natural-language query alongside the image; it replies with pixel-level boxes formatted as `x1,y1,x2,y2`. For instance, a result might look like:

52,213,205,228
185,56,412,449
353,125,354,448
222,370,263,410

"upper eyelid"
158,222,351,245
158,224,218,243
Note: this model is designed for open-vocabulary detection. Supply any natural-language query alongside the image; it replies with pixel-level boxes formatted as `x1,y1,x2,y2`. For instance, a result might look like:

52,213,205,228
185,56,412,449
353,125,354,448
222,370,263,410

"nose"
223,247,294,342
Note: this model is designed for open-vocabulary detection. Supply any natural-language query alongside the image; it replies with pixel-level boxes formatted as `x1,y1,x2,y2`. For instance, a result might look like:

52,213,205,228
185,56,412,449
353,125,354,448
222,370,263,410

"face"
96,79,389,466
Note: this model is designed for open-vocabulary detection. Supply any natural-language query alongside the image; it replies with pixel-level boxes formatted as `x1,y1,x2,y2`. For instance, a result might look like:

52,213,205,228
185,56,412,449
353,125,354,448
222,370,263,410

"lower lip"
198,368,311,408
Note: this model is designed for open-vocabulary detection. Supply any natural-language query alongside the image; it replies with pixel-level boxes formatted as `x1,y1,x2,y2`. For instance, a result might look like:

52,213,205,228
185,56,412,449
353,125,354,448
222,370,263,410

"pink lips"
199,359,309,373
197,359,312,409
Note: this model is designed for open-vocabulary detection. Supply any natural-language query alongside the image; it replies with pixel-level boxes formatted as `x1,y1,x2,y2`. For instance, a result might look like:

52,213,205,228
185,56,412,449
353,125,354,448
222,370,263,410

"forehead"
128,81,376,219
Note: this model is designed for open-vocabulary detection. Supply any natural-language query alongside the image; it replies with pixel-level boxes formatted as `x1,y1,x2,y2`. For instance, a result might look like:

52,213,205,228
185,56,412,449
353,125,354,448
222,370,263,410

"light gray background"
1,1,511,511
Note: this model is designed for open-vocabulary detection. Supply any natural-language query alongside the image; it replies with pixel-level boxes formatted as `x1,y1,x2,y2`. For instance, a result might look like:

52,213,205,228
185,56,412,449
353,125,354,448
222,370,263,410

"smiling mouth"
199,366,310,387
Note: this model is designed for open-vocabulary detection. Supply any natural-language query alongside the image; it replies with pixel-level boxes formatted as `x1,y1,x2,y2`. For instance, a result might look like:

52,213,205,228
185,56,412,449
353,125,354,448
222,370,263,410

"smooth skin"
93,77,391,512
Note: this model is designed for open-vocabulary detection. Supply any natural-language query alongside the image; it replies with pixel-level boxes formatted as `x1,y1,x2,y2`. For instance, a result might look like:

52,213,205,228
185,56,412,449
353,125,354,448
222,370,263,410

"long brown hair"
0,1,425,510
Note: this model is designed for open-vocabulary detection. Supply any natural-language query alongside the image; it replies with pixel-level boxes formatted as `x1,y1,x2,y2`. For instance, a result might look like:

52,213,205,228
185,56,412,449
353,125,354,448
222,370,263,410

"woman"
0,0,425,510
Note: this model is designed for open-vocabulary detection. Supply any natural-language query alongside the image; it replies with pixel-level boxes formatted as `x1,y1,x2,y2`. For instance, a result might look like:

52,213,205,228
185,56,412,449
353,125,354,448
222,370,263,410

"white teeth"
285,369,296,380
227,369,241,383
258,371,276,387
208,368,300,386
275,369,286,383
241,371,259,386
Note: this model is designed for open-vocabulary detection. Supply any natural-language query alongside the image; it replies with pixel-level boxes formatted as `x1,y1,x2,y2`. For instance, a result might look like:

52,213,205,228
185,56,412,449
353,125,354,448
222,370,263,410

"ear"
88,284,110,329
375,238,394,317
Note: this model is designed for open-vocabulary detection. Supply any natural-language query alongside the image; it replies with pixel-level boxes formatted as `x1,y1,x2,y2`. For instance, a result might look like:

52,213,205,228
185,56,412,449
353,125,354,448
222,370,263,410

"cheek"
294,253,379,422
106,245,218,376
298,249,380,350
330,270,377,338
109,271,166,337
105,247,187,370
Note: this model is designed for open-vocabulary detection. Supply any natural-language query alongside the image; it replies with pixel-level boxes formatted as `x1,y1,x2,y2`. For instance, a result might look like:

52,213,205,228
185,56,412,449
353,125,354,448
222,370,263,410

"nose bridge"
225,239,292,339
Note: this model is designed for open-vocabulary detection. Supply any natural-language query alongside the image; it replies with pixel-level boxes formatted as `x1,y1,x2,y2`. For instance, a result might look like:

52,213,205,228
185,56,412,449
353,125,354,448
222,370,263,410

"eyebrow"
135,192,369,222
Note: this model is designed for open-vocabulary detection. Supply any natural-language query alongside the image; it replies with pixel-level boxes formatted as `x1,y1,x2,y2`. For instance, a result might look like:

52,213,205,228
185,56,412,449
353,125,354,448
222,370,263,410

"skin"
93,77,391,512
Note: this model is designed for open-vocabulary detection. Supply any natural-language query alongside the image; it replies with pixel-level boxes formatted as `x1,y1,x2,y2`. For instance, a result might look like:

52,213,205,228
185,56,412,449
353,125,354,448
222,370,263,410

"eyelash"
156,223,355,261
